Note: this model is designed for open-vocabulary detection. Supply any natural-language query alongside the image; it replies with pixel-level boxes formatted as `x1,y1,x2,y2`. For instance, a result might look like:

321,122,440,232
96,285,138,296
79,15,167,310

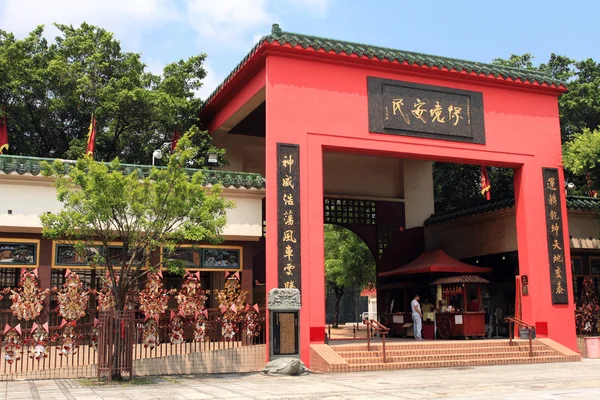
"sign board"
367,77,485,144
272,311,299,356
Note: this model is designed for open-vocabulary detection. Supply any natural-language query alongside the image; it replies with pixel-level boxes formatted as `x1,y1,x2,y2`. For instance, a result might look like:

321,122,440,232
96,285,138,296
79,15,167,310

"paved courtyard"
3,360,600,400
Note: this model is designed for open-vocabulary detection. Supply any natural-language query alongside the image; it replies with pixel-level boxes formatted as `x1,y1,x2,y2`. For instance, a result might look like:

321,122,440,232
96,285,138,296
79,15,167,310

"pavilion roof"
202,24,567,113
0,155,266,190
424,196,600,226
379,249,492,277
431,275,490,285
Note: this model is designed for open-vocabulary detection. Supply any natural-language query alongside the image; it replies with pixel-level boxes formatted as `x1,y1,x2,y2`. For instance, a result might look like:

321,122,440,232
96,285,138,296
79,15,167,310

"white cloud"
287,0,331,17
0,0,181,44
185,0,272,44
196,62,221,100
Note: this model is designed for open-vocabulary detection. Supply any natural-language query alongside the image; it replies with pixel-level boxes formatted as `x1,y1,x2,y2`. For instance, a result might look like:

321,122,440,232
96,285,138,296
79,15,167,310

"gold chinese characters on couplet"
277,144,301,291
543,168,568,304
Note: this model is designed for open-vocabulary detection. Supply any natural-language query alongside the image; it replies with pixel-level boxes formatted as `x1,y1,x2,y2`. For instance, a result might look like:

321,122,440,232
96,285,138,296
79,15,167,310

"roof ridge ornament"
271,23,282,37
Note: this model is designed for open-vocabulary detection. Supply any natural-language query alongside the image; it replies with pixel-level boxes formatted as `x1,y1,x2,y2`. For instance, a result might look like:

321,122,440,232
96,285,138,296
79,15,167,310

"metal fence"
0,307,266,381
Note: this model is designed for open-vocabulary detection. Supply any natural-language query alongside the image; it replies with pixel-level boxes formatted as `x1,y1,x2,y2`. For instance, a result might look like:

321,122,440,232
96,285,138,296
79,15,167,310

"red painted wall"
264,55,576,365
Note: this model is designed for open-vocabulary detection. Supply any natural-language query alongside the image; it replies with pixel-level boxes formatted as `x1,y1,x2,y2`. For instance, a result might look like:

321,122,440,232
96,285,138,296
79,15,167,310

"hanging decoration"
142,319,160,349
54,269,90,322
27,322,49,361
243,304,261,340
139,272,171,321
194,309,209,342
2,324,22,365
6,269,49,321
176,271,208,319
214,273,248,341
96,275,117,313
169,312,185,344
139,272,172,350
55,321,81,356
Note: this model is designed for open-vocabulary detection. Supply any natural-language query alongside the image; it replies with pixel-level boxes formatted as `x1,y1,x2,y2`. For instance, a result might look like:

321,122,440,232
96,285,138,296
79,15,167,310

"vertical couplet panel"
542,168,569,304
277,143,301,290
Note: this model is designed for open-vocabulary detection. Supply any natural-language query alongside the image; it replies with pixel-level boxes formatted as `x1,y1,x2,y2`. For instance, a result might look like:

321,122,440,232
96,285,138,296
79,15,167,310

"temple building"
0,24,596,373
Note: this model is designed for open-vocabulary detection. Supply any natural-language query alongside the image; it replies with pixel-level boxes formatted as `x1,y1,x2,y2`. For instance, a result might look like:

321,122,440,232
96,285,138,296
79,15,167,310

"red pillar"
514,162,576,350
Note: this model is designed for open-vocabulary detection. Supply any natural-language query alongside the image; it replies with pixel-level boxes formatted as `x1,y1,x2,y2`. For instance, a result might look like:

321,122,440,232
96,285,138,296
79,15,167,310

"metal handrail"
363,319,390,363
505,316,534,357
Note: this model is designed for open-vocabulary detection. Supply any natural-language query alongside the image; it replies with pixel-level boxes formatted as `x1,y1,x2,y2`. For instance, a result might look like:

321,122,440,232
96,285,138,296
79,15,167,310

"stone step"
343,350,558,364
345,355,573,372
331,340,530,353
335,345,547,358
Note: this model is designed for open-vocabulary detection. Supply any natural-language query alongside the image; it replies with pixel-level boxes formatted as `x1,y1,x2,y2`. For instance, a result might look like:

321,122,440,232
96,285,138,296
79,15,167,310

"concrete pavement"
2,360,600,399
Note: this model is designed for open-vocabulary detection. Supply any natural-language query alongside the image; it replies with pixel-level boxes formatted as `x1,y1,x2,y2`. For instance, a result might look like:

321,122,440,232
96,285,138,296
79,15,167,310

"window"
0,240,38,267
163,245,242,271
590,257,600,277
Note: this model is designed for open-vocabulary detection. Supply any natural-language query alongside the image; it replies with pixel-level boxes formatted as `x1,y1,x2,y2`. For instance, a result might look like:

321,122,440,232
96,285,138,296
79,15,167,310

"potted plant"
579,276,600,358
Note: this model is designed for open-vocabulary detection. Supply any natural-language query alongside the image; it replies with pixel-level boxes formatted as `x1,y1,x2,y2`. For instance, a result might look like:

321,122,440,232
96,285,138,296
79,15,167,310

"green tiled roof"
0,155,266,190
202,24,566,110
425,196,600,226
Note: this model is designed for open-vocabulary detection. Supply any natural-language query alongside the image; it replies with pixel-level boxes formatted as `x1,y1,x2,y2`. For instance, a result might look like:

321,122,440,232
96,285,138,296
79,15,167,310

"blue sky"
1,0,599,99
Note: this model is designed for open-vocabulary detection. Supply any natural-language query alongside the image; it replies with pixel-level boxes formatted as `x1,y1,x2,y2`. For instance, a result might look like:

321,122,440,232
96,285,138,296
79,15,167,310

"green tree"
324,224,375,328
40,130,232,314
0,23,223,165
563,127,600,192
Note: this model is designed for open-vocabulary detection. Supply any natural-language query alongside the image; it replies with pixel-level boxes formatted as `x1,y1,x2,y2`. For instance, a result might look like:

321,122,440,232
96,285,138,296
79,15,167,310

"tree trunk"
332,285,344,329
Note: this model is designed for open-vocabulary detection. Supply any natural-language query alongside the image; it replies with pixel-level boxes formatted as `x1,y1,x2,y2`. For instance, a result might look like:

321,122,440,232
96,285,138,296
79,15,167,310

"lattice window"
377,225,395,258
324,198,376,225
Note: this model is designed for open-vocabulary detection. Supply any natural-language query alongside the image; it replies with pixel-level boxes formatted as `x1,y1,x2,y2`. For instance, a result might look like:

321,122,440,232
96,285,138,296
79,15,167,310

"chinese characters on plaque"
543,168,569,304
277,143,301,291
367,77,485,144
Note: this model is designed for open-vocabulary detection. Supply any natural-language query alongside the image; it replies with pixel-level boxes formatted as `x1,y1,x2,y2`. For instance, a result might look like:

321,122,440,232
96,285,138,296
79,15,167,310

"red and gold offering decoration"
96,275,117,312
169,312,185,344
139,272,171,321
243,304,261,339
27,322,49,361
142,319,160,349
214,273,248,341
194,309,209,342
54,269,90,322
55,321,82,356
176,271,208,318
7,269,49,321
2,325,22,365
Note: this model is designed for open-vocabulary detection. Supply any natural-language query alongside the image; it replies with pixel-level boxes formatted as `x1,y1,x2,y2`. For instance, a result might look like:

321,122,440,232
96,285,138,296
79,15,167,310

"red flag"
86,113,96,157
171,129,180,152
480,166,491,201
0,108,8,154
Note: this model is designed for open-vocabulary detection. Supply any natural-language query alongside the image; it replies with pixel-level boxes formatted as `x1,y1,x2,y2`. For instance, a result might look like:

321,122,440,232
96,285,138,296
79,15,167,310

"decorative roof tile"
0,155,266,190
202,24,566,112
425,196,600,226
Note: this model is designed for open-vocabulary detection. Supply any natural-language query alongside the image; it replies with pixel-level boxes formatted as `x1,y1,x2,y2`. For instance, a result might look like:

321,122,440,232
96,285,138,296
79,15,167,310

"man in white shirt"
411,294,423,340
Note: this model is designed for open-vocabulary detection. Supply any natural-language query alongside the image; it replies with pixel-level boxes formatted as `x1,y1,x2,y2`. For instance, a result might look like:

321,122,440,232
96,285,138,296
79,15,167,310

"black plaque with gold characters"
277,143,301,291
272,311,299,356
367,77,485,144
543,168,569,304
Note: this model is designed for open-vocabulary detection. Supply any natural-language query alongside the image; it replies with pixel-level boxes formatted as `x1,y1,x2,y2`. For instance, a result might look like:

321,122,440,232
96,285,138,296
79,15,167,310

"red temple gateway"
200,24,576,367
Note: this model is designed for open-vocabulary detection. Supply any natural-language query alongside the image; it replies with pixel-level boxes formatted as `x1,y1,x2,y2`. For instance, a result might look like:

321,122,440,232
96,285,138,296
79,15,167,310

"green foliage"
433,163,514,213
40,130,232,309
563,127,600,193
324,225,375,290
0,23,223,166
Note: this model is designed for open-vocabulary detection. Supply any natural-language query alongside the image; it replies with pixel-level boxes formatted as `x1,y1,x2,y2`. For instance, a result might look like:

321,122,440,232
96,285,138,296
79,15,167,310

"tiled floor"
2,359,600,399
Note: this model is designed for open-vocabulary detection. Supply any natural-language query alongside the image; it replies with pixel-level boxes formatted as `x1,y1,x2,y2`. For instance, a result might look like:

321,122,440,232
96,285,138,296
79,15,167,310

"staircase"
310,339,580,373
